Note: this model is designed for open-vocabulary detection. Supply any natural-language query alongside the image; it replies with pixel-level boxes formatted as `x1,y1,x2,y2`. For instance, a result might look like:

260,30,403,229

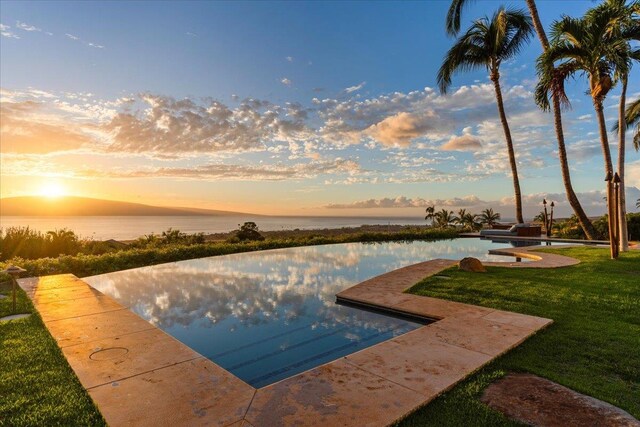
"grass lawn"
398,247,640,426
0,281,106,427
1,246,637,425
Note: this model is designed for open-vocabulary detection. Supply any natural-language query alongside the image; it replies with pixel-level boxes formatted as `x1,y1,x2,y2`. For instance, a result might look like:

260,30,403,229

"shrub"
234,222,265,241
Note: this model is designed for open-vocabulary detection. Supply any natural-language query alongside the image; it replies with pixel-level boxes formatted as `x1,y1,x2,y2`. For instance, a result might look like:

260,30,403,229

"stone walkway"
19,245,577,426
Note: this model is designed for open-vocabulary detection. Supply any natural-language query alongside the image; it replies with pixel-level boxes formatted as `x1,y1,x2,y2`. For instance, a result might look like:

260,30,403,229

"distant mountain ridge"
0,196,256,217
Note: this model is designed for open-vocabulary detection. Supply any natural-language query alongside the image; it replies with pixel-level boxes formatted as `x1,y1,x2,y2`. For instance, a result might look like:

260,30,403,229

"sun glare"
40,183,66,198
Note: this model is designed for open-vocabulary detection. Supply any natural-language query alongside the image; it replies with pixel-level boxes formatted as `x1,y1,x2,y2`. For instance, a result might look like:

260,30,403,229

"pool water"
85,238,564,387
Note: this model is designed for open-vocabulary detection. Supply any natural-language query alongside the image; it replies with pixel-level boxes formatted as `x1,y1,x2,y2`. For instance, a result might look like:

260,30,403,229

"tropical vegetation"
438,6,532,224
445,0,599,240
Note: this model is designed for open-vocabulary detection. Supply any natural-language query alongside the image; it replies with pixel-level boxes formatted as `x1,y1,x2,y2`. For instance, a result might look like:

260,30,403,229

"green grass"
2,245,637,425
0,281,106,427
398,247,640,426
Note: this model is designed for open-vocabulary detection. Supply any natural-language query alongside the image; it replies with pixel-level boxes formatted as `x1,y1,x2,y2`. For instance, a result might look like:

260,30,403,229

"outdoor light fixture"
2,265,26,313
549,201,555,238
542,199,549,236
604,172,618,259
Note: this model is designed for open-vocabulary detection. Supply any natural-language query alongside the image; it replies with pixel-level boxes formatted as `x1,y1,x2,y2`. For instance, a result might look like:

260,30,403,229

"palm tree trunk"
552,95,599,240
525,0,549,49
491,73,524,224
525,0,596,239
594,99,616,258
618,77,629,251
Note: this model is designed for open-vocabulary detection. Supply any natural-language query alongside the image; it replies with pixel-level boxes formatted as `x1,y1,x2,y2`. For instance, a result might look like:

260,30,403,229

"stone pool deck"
19,246,578,426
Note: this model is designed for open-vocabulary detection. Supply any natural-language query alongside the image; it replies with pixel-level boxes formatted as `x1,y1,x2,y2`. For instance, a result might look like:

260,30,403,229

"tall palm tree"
445,0,598,240
438,7,532,223
479,208,501,227
593,0,640,251
536,14,632,251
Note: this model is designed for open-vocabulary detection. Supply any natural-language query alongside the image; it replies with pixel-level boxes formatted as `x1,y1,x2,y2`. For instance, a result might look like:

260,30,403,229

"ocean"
0,215,428,240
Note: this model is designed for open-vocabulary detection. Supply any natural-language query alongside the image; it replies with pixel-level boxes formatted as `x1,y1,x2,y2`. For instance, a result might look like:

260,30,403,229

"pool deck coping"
19,245,578,426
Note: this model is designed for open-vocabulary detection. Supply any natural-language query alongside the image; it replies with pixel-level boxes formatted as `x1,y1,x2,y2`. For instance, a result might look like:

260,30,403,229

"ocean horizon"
0,215,443,240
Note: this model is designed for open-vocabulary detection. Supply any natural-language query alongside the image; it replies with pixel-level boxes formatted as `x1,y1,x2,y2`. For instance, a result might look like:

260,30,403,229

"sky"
1,0,639,218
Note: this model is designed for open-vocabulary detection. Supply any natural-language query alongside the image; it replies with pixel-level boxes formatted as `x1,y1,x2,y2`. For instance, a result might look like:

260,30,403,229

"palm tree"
479,208,501,227
463,212,481,231
536,14,631,253
445,0,598,240
425,205,436,226
616,97,640,150
454,209,467,225
591,0,640,252
434,209,456,228
438,7,532,223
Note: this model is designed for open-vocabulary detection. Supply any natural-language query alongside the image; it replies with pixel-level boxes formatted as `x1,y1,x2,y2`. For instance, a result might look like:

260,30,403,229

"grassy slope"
399,247,640,426
0,282,106,427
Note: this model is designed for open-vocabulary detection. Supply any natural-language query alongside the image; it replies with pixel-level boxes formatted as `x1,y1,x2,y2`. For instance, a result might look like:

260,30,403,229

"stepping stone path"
481,373,640,427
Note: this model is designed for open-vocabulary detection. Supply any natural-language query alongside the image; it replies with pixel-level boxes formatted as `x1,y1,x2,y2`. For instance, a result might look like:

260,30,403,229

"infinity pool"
85,238,562,387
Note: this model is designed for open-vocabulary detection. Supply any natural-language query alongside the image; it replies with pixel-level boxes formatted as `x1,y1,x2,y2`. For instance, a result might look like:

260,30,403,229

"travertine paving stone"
245,359,425,427
46,308,155,348
88,358,255,427
35,295,125,322
344,330,492,396
61,327,201,388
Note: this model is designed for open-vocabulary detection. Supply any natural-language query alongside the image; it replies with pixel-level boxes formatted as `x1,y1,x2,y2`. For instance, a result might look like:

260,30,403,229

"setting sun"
39,182,66,198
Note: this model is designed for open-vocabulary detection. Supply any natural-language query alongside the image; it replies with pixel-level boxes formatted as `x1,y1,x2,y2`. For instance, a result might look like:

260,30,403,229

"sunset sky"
1,0,639,218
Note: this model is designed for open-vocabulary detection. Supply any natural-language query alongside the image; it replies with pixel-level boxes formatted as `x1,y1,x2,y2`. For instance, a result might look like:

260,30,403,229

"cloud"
326,195,484,209
186,32,197,37
286,56,294,62
344,82,366,94
281,78,292,86
441,134,482,151
65,32,104,48
365,111,439,147
323,189,640,217
15,21,42,32
1,24,20,39
105,94,312,155
0,100,97,154
74,158,361,181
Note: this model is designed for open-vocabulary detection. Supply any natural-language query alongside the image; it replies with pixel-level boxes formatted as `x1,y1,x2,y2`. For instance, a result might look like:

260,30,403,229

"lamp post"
549,202,555,238
542,199,549,237
2,265,26,313
605,173,617,259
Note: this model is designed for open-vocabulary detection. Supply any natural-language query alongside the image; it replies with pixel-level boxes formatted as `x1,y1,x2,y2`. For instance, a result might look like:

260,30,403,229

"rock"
459,257,486,272
481,373,640,427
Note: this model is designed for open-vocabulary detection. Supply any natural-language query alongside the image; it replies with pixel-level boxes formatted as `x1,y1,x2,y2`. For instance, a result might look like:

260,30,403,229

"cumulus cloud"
286,56,294,62
1,24,19,39
365,111,439,147
441,134,482,151
324,189,640,218
326,195,484,209
281,78,292,86
105,94,312,154
344,82,366,93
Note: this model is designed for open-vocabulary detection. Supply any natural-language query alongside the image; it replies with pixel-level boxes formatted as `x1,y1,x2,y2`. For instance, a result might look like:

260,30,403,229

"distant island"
0,196,256,217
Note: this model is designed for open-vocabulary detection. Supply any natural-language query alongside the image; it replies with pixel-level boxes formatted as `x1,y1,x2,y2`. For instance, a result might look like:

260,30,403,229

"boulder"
459,257,486,272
